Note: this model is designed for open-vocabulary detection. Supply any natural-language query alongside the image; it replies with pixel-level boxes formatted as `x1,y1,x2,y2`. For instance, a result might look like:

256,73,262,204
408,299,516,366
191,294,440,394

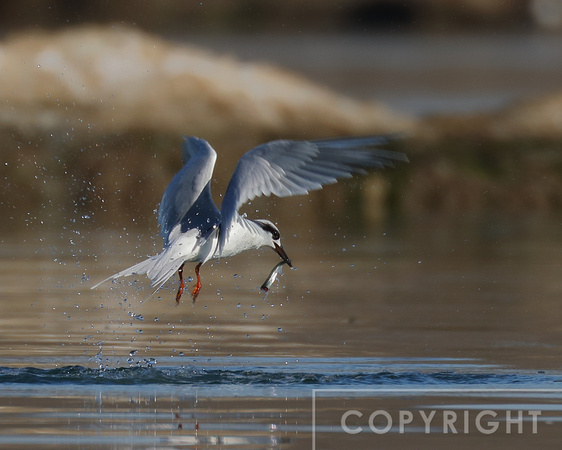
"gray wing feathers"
220,136,408,251
158,137,217,244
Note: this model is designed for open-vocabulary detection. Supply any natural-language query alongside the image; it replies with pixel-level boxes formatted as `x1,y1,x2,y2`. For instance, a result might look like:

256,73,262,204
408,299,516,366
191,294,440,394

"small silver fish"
260,261,287,293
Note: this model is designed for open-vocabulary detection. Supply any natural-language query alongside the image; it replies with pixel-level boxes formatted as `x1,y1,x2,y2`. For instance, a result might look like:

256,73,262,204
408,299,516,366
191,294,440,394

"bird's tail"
91,247,186,293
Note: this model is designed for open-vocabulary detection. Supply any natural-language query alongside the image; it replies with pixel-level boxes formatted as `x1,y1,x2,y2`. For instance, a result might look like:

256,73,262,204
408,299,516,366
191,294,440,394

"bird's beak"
274,243,293,268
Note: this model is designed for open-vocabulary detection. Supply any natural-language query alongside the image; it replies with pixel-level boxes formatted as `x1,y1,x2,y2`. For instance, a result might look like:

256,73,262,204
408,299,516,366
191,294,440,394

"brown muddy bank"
1,25,561,235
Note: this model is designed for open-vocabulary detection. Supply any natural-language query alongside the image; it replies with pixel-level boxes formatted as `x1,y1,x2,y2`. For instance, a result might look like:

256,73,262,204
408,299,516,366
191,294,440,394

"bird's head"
252,219,293,267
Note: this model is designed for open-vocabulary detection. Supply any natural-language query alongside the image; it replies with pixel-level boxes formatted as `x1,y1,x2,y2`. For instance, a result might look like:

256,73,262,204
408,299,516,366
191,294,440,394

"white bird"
92,135,408,302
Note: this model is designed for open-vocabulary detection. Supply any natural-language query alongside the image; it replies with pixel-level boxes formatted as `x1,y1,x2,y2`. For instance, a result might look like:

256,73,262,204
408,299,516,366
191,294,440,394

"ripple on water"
0,357,560,394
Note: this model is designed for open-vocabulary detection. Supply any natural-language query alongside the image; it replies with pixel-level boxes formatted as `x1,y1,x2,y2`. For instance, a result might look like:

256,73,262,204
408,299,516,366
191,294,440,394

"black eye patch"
261,223,280,240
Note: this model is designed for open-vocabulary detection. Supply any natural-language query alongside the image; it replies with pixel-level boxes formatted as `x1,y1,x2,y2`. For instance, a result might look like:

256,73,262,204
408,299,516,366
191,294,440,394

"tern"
92,136,408,302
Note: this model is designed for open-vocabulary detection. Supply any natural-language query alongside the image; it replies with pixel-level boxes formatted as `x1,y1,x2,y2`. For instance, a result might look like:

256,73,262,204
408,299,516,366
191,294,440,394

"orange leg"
175,263,185,304
191,262,202,302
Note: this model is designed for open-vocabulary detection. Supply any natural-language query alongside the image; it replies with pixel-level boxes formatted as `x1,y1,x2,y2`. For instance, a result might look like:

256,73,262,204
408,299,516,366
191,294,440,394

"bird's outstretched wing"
158,137,218,245
219,135,409,252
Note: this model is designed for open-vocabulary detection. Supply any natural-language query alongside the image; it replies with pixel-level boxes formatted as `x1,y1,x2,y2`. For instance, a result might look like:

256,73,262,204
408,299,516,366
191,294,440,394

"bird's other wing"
158,137,218,245
219,135,409,252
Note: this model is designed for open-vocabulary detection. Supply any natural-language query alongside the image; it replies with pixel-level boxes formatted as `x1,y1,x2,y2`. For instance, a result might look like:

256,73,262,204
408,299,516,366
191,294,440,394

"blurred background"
1,0,561,239
2,5,562,444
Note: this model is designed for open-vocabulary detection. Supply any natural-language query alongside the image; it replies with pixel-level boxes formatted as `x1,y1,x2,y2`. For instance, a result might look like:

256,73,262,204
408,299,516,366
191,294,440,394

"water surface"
1,215,562,447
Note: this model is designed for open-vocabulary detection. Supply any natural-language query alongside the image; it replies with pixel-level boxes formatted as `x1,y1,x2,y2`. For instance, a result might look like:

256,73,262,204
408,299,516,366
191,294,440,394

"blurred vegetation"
2,126,560,239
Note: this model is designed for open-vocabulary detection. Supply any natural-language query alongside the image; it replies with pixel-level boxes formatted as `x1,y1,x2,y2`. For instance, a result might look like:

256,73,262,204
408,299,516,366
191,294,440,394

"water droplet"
129,312,144,321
